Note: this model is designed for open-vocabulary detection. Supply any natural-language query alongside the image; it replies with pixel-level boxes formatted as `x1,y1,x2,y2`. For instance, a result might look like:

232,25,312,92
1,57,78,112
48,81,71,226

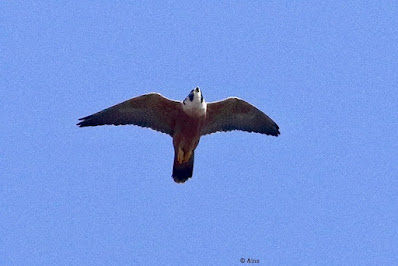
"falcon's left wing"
77,93,181,136
201,97,280,136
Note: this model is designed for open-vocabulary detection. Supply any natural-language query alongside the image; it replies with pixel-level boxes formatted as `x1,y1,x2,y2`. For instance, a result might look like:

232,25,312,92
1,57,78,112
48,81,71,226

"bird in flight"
77,87,280,183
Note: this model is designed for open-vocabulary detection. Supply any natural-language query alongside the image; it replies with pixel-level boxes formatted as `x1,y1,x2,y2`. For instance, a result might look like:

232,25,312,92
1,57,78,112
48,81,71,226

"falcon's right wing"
77,93,181,136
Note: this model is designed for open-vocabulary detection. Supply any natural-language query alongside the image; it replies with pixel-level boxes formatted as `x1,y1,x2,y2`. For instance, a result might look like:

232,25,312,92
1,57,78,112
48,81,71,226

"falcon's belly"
172,110,205,164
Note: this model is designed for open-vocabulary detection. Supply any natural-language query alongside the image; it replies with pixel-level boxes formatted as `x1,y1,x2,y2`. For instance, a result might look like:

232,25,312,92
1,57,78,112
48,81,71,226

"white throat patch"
182,87,207,117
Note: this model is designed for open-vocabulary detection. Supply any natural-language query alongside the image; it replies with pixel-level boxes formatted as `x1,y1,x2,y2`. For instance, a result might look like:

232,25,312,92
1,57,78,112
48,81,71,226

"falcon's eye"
195,87,200,92
189,92,194,101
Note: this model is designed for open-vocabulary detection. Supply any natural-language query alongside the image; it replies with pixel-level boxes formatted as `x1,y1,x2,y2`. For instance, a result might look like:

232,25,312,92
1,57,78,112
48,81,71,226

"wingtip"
274,126,281,136
76,118,85,127
76,120,92,127
76,115,94,127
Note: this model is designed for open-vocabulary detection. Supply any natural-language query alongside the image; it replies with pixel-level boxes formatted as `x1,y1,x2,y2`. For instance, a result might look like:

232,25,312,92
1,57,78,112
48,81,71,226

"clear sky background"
1,1,397,265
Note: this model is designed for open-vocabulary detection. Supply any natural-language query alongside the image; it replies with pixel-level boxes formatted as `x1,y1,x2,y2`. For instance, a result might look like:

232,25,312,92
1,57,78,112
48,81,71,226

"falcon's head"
182,87,207,116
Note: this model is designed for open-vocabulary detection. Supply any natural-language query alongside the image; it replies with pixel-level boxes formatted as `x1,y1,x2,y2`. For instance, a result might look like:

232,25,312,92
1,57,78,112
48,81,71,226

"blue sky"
1,1,397,264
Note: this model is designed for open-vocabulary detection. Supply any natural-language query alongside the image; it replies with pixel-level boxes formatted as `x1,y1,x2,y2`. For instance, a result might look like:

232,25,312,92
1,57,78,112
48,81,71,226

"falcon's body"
77,87,280,183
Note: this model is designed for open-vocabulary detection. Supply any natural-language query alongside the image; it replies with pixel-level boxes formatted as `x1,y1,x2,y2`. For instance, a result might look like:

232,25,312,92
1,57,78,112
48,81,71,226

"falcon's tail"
172,151,194,183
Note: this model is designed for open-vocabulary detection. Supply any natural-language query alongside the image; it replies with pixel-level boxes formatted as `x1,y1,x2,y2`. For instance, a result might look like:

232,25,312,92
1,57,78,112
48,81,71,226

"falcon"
77,87,280,183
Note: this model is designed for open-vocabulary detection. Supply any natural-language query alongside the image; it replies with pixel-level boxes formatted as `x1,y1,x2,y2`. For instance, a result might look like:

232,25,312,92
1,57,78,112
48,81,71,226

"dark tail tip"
172,151,194,183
